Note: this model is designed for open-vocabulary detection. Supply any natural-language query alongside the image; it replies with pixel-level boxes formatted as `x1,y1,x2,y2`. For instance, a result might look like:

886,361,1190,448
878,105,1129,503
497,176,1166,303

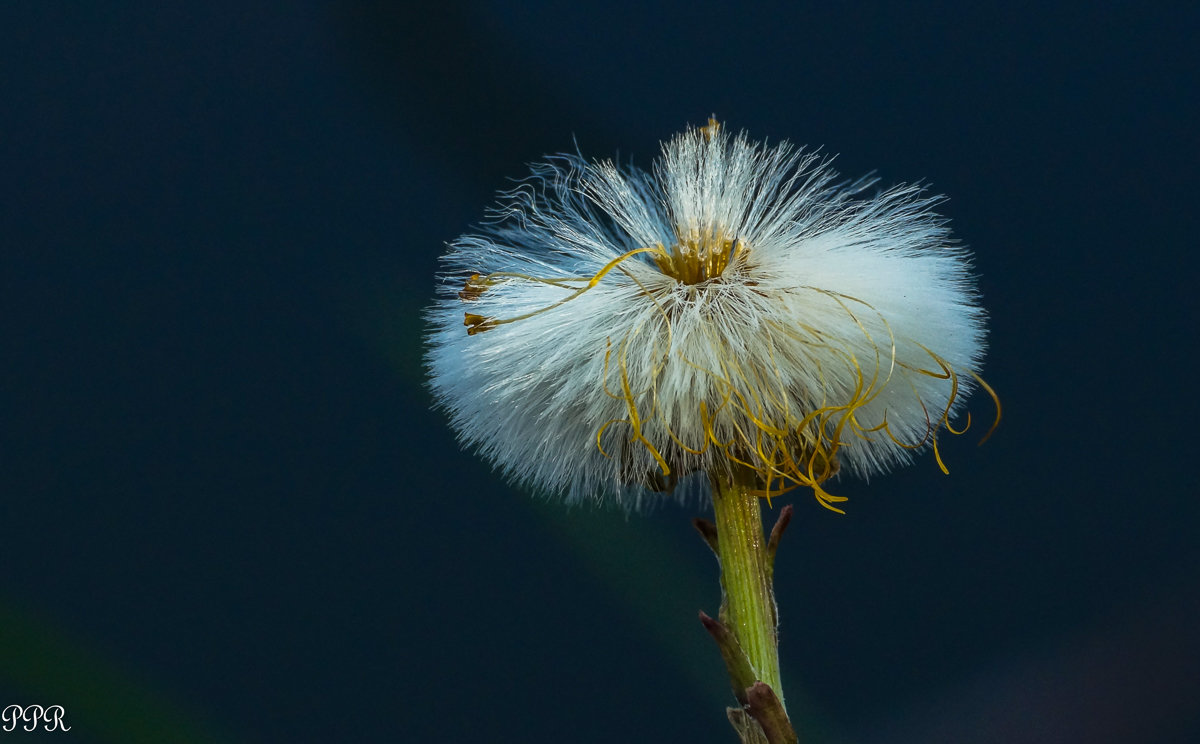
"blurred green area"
0,602,238,744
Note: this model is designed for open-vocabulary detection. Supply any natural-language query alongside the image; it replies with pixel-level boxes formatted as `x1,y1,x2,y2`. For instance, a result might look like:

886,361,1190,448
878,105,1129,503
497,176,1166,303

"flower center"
653,228,747,284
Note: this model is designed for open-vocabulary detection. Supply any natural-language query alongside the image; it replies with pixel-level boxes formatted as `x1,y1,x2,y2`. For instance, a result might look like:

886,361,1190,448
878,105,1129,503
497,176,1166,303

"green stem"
710,469,783,703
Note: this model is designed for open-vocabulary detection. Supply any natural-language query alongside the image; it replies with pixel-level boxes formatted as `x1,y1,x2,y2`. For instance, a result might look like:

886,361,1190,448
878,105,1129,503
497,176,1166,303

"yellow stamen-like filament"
462,245,666,334
463,313,496,335
458,273,488,301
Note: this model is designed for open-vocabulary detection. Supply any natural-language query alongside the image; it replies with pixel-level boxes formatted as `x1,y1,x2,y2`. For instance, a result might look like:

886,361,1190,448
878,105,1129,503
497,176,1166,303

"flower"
426,120,995,511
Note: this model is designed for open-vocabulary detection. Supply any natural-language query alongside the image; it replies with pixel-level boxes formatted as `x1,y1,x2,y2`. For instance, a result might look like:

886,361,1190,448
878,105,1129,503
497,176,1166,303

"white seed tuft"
426,123,991,510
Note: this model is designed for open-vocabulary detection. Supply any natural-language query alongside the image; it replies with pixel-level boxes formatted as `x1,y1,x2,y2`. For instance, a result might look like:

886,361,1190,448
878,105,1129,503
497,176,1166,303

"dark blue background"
2,2,1197,742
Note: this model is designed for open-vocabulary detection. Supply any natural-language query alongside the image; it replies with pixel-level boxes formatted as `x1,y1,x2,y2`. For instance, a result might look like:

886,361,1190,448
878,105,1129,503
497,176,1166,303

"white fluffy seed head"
426,122,991,511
